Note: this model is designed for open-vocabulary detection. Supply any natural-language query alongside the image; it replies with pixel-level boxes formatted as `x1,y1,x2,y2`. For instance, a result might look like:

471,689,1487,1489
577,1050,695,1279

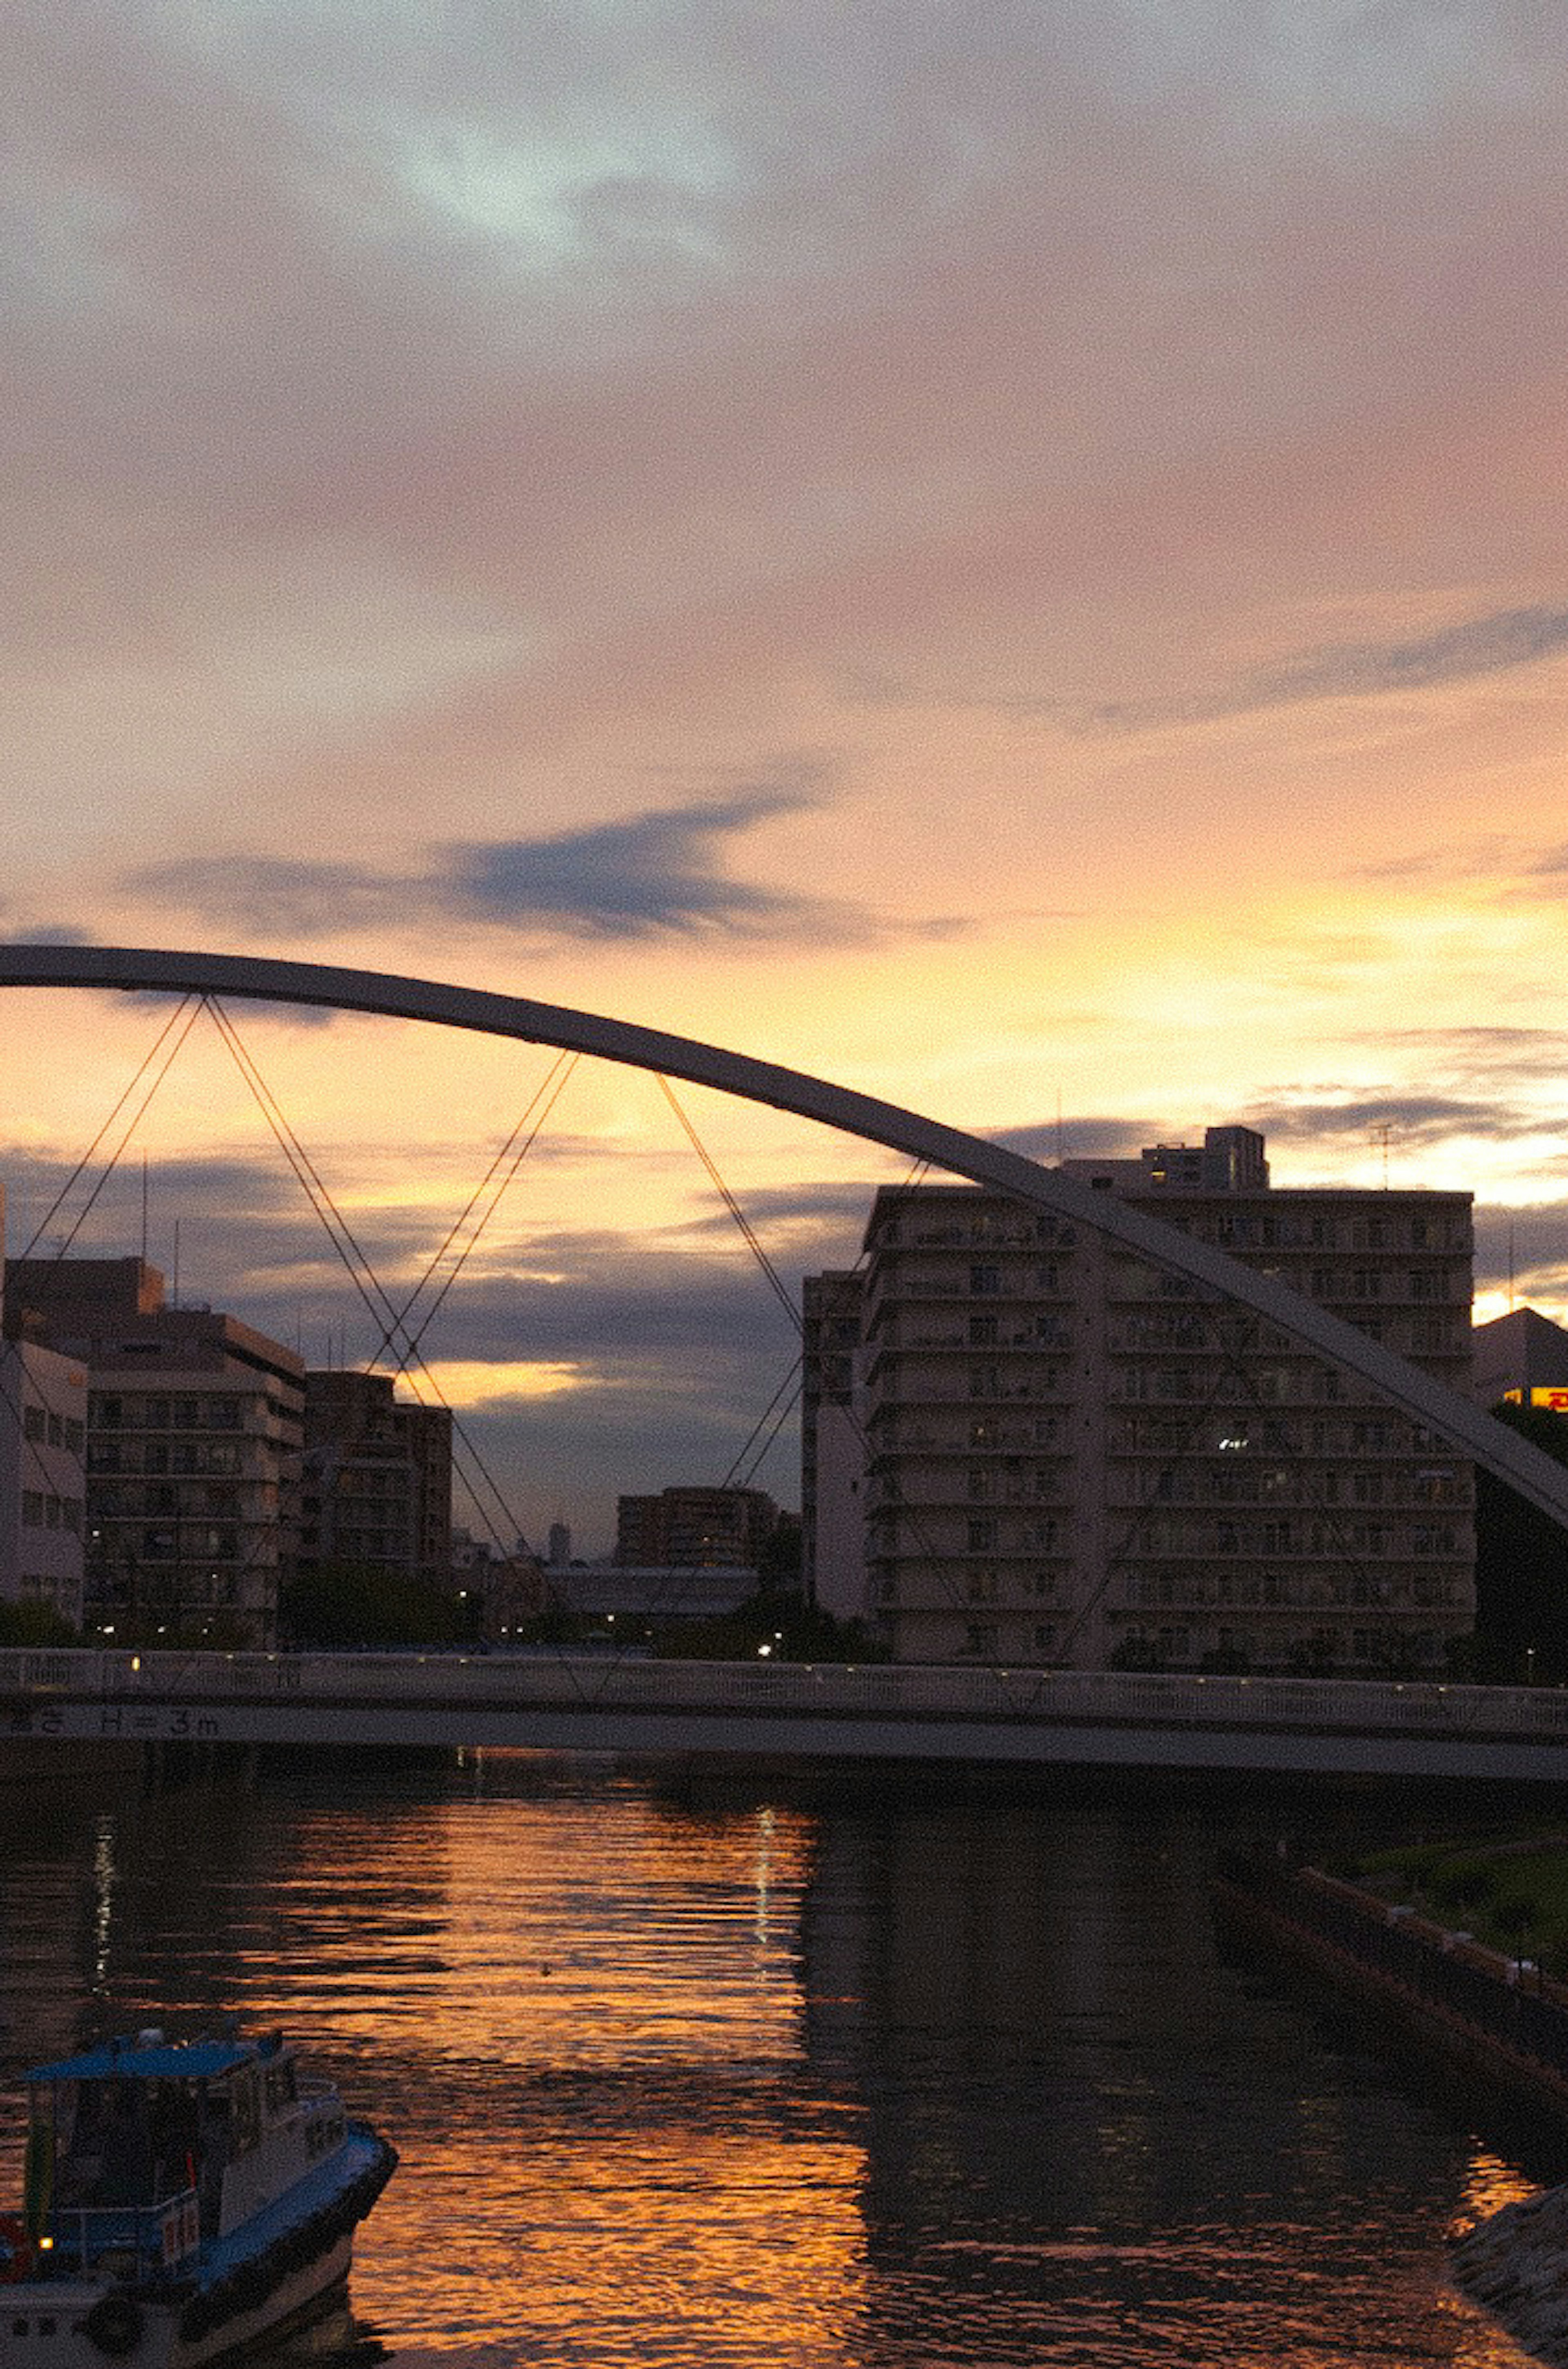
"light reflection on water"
0,1751,1555,2367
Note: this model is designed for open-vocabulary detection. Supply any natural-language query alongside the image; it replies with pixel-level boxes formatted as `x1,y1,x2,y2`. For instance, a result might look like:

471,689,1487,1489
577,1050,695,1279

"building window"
969,1264,1000,1296
22,1406,45,1442
21,1492,42,1526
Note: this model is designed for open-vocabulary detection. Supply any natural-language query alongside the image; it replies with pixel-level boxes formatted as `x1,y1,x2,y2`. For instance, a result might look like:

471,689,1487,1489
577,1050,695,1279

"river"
0,1748,1554,2367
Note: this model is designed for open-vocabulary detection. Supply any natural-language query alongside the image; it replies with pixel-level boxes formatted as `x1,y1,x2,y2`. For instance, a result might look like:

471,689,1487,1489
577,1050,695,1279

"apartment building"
809,1127,1475,1675
298,1369,453,1582
1472,1307,1568,1412
0,1340,88,1626
5,1257,304,1646
614,1485,780,1570
802,1272,868,1622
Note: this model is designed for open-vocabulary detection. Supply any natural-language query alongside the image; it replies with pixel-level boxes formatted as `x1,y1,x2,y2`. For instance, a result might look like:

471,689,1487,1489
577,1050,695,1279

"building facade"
802,1272,869,1622
1472,1307,1568,1412
6,1257,305,1646
299,1369,453,1582
0,1340,88,1627
614,1486,780,1570
810,1127,1476,1674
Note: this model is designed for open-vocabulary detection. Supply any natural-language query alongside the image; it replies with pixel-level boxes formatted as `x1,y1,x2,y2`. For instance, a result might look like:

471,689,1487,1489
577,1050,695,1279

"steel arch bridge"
3,939,1566,1530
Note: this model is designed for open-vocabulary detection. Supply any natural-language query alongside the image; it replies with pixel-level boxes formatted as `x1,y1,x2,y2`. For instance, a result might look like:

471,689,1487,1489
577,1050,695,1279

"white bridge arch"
3,939,1566,1529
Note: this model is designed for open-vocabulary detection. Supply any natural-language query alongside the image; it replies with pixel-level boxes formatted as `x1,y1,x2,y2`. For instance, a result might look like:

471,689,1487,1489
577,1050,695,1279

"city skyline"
6,1,1568,1543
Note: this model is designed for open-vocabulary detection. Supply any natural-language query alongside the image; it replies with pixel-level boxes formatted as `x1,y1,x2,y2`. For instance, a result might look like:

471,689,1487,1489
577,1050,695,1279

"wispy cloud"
845,605,1568,738
1084,604,1568,733
1249,1092,1541,1150
989,1116,1154,1161
122,772,936,947
1474,1204,1568,1298
1345,837,1517,886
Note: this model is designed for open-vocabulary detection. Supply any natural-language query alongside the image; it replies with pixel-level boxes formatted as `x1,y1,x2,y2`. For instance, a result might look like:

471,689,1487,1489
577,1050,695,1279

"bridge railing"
5,1648,1568,1738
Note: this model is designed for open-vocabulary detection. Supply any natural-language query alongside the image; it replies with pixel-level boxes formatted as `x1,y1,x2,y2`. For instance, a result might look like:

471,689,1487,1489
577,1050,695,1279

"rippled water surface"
0,1749,1554,2366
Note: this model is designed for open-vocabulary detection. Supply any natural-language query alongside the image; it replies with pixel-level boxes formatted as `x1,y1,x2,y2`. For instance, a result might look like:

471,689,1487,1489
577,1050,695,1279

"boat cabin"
23,2030,310,2277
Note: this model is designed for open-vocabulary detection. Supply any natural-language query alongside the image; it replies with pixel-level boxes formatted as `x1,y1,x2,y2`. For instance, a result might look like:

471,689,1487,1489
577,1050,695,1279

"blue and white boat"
0,2028,396,2367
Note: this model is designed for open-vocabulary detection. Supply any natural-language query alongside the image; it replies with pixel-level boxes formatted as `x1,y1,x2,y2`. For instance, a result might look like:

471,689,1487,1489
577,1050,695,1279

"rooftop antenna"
1055,1090,1064,1165
1373,1123,1391,1189
172,1218,180,1308
1509,1219,1517,1313
140,1154,148,1264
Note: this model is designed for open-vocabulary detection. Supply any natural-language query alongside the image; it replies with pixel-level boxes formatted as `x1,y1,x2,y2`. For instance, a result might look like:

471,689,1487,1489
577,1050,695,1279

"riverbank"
1213,1853,1568,2119
1214,1852,1568,2365
1454,2186,1568,2365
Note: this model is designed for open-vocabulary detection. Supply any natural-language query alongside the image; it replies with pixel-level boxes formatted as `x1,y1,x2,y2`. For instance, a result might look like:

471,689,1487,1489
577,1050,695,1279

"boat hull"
1,2230,352,2369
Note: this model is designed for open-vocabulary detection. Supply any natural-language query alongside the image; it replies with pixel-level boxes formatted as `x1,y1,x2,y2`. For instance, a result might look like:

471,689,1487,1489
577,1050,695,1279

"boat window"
262,2059,298,2116
57,2079,152,2208
147,2081,200,2200
230,2067,261,2155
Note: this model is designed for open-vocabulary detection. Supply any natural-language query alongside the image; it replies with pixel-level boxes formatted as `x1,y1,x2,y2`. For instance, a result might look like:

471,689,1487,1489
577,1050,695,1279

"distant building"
0,1339,88,1628
805,1126,1475,1675
299,1369,452,1583
614,1486,780,1570
553,1563,761,1626
6,1256,304,1646
547,1520,572,1569
1472,1307,1568,1413
448,1525,549,1636
802,1273,867,1621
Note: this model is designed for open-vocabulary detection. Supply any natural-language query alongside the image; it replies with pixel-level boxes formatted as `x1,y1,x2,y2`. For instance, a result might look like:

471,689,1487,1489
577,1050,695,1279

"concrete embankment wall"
1215,1857,1568,2363
1214,1857,1568,2117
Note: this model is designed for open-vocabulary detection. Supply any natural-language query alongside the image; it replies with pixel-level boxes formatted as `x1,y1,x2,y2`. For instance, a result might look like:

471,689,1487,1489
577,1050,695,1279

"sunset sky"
5,0,1568,1550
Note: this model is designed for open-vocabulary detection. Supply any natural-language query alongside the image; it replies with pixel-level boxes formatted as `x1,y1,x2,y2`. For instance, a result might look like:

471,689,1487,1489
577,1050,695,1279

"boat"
0,2028,396,2367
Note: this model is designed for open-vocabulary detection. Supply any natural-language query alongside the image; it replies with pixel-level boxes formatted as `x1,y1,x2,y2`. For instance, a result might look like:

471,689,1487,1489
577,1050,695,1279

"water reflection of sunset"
1452,2148,1539,2237
199,1766,869,2361
5,1760,1564,2368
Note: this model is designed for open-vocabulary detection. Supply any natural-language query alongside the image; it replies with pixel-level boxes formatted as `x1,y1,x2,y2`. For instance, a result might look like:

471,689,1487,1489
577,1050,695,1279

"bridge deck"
4,1651,1568,1778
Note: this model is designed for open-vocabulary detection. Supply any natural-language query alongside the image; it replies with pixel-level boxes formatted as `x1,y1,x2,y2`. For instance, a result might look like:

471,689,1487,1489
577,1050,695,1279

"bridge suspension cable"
370,1049,579,1374
19,995,203,1263
655,1075,802,1333
202,997,535,1568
